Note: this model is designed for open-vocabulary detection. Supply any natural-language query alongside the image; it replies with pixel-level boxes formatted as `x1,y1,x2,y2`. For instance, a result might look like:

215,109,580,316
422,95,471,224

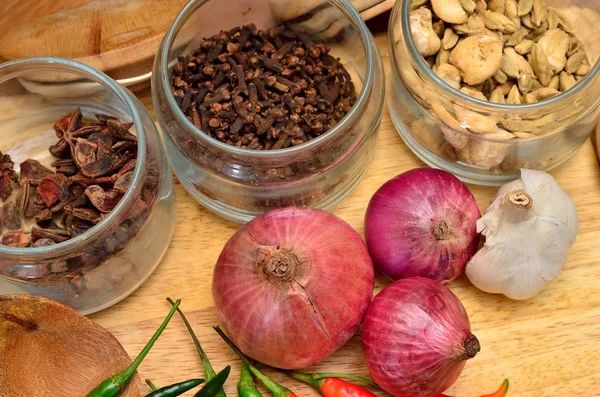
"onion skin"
362,277,480,397
365,168,481,283
212,207,375,369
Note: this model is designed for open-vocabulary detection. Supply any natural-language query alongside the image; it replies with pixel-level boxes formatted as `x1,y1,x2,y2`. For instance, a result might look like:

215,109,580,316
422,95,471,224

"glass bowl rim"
389,0,600,142
0,57,147,260
156,0,376,158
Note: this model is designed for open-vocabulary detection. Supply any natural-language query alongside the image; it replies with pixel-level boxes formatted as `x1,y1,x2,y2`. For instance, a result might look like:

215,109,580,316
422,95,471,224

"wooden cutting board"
0,0,190,80
0,0,394,82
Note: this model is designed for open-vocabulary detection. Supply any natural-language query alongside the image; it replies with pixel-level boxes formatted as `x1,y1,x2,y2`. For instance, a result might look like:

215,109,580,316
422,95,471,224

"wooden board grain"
0,0,189,75
87,22,600,397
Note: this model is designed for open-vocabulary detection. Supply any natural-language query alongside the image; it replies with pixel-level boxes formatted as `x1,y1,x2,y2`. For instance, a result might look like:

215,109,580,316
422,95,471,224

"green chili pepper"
146,378,205,397
85,299,182,397
238,361,264,397
213,326,296,397
167,298,227,397
194,366,231,397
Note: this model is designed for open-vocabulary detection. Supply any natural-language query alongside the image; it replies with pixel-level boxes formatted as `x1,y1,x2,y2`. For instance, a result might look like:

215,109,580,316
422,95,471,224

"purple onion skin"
212,207,375,369
362,277,480,397
365,168,481,283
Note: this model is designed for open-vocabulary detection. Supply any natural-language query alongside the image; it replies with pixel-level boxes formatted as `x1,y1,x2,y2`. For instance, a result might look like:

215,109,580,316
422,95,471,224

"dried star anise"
0,108,140,250
0,151,18,201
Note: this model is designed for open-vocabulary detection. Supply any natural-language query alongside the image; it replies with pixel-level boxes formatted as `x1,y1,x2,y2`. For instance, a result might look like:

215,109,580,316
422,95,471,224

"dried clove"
170,24,356,151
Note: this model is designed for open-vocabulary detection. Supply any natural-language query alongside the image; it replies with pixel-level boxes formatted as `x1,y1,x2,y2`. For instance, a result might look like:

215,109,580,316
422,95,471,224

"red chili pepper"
290,372,377,397
437,379,509,397
479,379,509,397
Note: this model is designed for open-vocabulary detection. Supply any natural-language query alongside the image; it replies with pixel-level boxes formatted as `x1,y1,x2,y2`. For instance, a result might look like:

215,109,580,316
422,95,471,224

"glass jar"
0,58,176,314
152,0,384,223
388,0,600,185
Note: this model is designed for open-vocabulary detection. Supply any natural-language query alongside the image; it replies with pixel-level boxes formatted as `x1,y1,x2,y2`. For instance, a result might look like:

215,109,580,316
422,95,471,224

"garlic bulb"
466,169,578,300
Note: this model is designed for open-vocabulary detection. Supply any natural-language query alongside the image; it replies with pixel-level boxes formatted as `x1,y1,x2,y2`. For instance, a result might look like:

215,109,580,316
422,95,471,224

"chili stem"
86,299,181,397
146,379,158,391
166,298,217,379
167,298,226,397
213,326,292,397
117,299,181,382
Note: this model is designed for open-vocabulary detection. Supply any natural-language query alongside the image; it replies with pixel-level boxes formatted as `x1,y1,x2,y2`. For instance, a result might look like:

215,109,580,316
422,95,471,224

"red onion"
365,168,480,283
212,207,374,369
362,277,480,397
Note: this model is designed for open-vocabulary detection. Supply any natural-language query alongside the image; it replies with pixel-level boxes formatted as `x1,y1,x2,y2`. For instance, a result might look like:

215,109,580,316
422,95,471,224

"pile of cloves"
171,24,357,150
0,108,137,248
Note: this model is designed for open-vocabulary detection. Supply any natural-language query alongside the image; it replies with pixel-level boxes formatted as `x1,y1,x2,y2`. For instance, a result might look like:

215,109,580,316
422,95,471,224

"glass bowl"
0,58,176,314
152,0,385,223
388,0,600,185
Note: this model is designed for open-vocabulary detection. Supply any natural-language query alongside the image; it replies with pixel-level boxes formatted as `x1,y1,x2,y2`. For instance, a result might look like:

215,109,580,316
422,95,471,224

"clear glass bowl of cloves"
152,0,385,223
0,58,176,314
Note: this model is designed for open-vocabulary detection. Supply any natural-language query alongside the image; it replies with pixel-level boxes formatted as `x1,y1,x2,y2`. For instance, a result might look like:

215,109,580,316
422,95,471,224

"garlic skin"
466,169,578,300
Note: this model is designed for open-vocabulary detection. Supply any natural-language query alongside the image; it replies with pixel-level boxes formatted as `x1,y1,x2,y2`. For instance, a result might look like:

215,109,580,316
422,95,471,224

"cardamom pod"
548,75,559,91
504,47,535,75
514,39,534,55
426,55,436,68
506,27,528,46
521,14,535,29
576,62,590,76
433,20,446,38
565,51,586,74
453,23,471,35
530,44,553,86
548,6,574,33
559,71,577,91
459,0,477,14
531,0,547,27
461,86,489,100
530,78,543,91
517,0,533,17
497,81,514,95
547,8,559,30
526,20,549,42
507,84,523,104
435,64,462,90
493,69,509,84
500,55,520,78
483,78,498,96
454,105,500,134
480,10,517,33
529,87,560,100
518,73,533,94
514,131,534,138
432,102,468,132
505,0,521,30
436,47,451,67
490,87,507,103
488,0,506,14
537,28,570,73
568,36,582,57
442,28,460,50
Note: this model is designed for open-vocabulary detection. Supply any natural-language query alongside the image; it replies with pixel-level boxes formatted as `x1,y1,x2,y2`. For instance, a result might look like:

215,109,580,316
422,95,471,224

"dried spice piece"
85,185,123,213
19,159,53,185
1,231,28,248
0,151,18,201
2,200,21,230
0,109,141,253
410,0,590,104
170,24,356,151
